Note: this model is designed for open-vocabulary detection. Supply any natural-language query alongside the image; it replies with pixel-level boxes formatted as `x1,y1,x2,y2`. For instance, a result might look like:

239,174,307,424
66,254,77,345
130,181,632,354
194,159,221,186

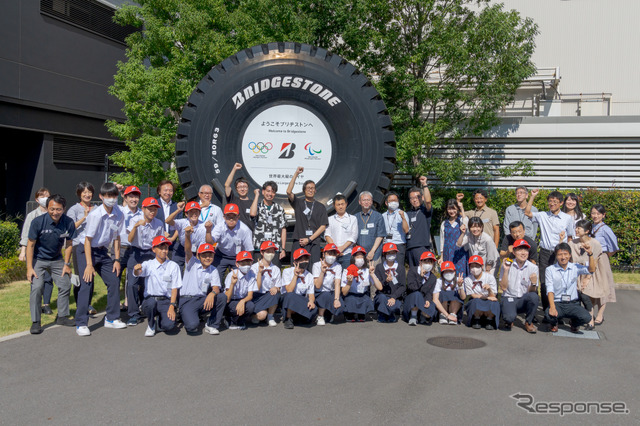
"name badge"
561,294,571,302
450,222,458,228
59,232,69,239
482,218,490,223
392,276,398,285
410,217,416,222
305,230,313,236
367,223,375,229
245,208,250,214
303,207,311,215
360,229,369,235
507,297,514,302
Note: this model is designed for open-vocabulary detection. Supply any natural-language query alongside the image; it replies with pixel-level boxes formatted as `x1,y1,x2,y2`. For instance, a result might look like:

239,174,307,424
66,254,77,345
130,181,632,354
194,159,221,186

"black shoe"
472,317,481,329
284,318,294,329
503,322,512,331
485,319,495,330
30,322,43,334
55,315,75,326
584,324,595,331
41,305,53,315
357,314,366,322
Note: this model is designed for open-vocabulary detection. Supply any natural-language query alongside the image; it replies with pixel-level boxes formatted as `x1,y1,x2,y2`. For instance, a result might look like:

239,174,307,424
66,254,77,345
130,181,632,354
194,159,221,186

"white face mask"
37,197,48,208
386,254,397,262
388,201,399,211
470,266,483,276
262,252,275,263
325,255,336,265
354,257,365,268
443,272,455,281
238,265,251,275
102,198,118,208
421,262,433,272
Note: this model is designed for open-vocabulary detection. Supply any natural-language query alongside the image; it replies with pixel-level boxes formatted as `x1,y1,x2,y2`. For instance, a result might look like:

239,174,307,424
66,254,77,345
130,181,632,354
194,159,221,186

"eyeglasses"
199,191,213,195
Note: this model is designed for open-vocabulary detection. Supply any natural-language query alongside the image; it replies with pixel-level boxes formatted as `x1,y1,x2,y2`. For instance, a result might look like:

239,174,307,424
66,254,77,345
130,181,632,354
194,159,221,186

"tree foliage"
108,0,538,190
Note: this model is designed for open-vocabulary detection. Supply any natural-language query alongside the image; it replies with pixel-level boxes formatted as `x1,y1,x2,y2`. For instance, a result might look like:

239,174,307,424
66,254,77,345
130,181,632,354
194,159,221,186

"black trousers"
545,300,591,328
538,248,556,311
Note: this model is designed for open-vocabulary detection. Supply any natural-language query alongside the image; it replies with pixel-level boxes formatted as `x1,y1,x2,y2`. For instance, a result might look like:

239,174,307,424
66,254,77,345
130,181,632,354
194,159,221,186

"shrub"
0,220,20,258
0,256,26,284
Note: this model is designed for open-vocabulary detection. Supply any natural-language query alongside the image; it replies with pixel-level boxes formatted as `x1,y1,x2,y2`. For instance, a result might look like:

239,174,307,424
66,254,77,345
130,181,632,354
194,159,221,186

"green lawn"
0,276,124,337
613,272,640,285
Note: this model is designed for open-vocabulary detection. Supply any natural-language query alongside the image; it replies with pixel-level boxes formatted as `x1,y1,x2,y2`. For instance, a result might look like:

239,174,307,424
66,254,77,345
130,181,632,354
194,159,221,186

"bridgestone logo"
232,76,342,109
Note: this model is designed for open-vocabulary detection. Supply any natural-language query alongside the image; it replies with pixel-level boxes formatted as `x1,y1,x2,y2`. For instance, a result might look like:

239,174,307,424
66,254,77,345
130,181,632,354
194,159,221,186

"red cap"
293,248,310,260
420,251,436,261
260,241,277,251
236,251,253,262
346,264,361,276
184,201,201,212
197,243,215,254
224,204,239,215
469,255,484,266
142,197,160,208
440,261,456,271
382,242,398,253
323,243,339,253
351,245,367,256
124,186,141,196
513,239,531,249
152,235,171,248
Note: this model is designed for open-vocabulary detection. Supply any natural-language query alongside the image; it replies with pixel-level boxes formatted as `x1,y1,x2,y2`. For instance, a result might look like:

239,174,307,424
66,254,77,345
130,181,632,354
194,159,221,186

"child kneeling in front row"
133,236,182,337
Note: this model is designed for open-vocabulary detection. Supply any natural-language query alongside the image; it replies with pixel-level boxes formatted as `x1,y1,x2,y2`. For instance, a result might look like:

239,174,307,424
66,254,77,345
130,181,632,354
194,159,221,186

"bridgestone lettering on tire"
175,42,396,214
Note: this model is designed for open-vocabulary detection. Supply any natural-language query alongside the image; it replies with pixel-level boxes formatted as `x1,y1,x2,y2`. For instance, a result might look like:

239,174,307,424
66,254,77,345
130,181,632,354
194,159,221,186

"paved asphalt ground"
1,291,639,425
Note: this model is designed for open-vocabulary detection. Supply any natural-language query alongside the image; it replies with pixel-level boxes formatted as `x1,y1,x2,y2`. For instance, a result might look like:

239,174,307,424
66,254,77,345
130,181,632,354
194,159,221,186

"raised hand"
233,162,243,171
456,273,464,285
177,201,186,211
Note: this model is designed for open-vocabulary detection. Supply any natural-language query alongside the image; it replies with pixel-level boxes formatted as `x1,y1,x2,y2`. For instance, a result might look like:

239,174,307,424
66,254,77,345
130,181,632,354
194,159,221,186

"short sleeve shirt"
406,205,433,249
224,269,259,299
356,210,386,260
340,267,373,294
181,256,221,296
117,206,140,247
173,219,208,250
28,213,76,261
291,195,329,240
210,221,254,257
139,258,183,297
67,203,96,247
464,272,498,297
228,192,254,231
281,267,314,295
84,205,124,248
253,201,287,251
312,261,342,292
499,260,539,299
466,207,500,239
127,217,164,250
251,262,282,293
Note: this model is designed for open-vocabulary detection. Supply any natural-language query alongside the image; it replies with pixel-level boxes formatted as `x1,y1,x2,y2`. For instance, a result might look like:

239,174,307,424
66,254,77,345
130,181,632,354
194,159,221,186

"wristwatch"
170,302,177,308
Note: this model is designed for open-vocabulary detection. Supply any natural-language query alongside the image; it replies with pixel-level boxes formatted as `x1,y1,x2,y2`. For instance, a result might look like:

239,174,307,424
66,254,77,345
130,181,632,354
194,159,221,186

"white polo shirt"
127,215,164,249
500,260,539,299
181,256,221,296
224,269,258,299
138,258,182,297
85,204,124,248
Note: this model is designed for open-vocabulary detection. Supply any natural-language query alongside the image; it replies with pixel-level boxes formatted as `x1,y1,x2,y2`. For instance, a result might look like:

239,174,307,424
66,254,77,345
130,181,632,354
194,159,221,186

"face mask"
238,265,251,275
443,272,455,281
325,255,336,265
262,252,275,263
298,262,309,270
354,258,365,268
386,254,397,262
388,201,399,211
37,197,48,208
470,266,483,276
102,198,118,208
421,263,433,272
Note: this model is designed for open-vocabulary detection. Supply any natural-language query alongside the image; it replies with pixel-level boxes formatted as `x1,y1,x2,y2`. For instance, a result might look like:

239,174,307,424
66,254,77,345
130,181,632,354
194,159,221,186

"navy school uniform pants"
142,296,175,331
126,247,154,319
73,245,94,307
374,293,403,317
179,292,227,332
75,246,121,327
225,298,255,326
213,250,236,282
544,300,591,328
501,292,539,324
171,241,186,270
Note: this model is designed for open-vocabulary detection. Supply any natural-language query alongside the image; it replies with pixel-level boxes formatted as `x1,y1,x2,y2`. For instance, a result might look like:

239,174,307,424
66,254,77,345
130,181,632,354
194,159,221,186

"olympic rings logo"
248,142,273,154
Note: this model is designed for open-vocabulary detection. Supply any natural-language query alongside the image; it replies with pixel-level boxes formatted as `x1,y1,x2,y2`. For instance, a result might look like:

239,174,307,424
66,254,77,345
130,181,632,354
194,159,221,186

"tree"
334,0,538,184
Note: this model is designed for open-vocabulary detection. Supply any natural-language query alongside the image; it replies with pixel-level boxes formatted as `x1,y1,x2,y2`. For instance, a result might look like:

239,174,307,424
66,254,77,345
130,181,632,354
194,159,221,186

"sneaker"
127,317,140,326
449,318,458,325
145,325,156,337
357,314,366,322
472,318,481,329
439,314,448,325
408,318,417,326
55,316,75,326
41,305,53,315
204,325,220,335
316,316,326,326
268,319,277,327
422,315,433,326
485,320,495,330
30,322,43,334
76,326,91,336
503,322,513,331
104,318,127,329
88,305,97,315
284,318,294,329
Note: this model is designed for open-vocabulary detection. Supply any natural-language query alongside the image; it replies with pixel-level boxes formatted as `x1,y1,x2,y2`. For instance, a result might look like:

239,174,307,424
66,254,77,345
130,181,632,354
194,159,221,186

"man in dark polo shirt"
287,166,328,270
26,194,76,334
405,176,433,268
499,221,539,264
224,162,255,231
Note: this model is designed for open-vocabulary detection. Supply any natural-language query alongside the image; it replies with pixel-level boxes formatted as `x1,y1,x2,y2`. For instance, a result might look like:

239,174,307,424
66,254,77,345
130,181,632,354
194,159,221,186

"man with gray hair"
503,186,538,239
355,191,385,267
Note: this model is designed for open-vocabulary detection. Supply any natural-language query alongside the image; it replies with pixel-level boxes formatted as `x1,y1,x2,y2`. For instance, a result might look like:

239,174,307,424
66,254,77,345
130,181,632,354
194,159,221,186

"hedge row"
0,256,26,285
391,187,639,269
0,220,20,258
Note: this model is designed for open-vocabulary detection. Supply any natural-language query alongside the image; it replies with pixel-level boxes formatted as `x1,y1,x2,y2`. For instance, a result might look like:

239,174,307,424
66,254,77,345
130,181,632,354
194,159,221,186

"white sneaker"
268,319,277,327
104,318,127,329
76,326,90,336
439,314,448,325
204,325,220,335
408,317,417,326
449,318,458,325
145,325,155,337
316,316,326,326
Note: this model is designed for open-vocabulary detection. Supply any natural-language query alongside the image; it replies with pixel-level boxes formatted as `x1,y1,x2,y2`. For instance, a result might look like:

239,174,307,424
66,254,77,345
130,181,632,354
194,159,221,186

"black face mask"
298,262,309,270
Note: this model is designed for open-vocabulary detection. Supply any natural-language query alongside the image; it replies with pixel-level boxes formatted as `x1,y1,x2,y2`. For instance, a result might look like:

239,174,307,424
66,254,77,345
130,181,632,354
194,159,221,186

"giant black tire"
175,42,395,215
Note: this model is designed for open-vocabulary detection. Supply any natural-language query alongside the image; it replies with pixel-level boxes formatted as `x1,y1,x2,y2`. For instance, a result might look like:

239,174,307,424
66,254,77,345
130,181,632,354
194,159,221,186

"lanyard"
360,212,371,227
200,205,212,223
385,212,399,235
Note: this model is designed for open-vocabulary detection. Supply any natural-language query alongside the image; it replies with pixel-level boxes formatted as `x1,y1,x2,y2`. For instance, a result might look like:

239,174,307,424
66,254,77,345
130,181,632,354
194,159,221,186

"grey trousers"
30,259,71,323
